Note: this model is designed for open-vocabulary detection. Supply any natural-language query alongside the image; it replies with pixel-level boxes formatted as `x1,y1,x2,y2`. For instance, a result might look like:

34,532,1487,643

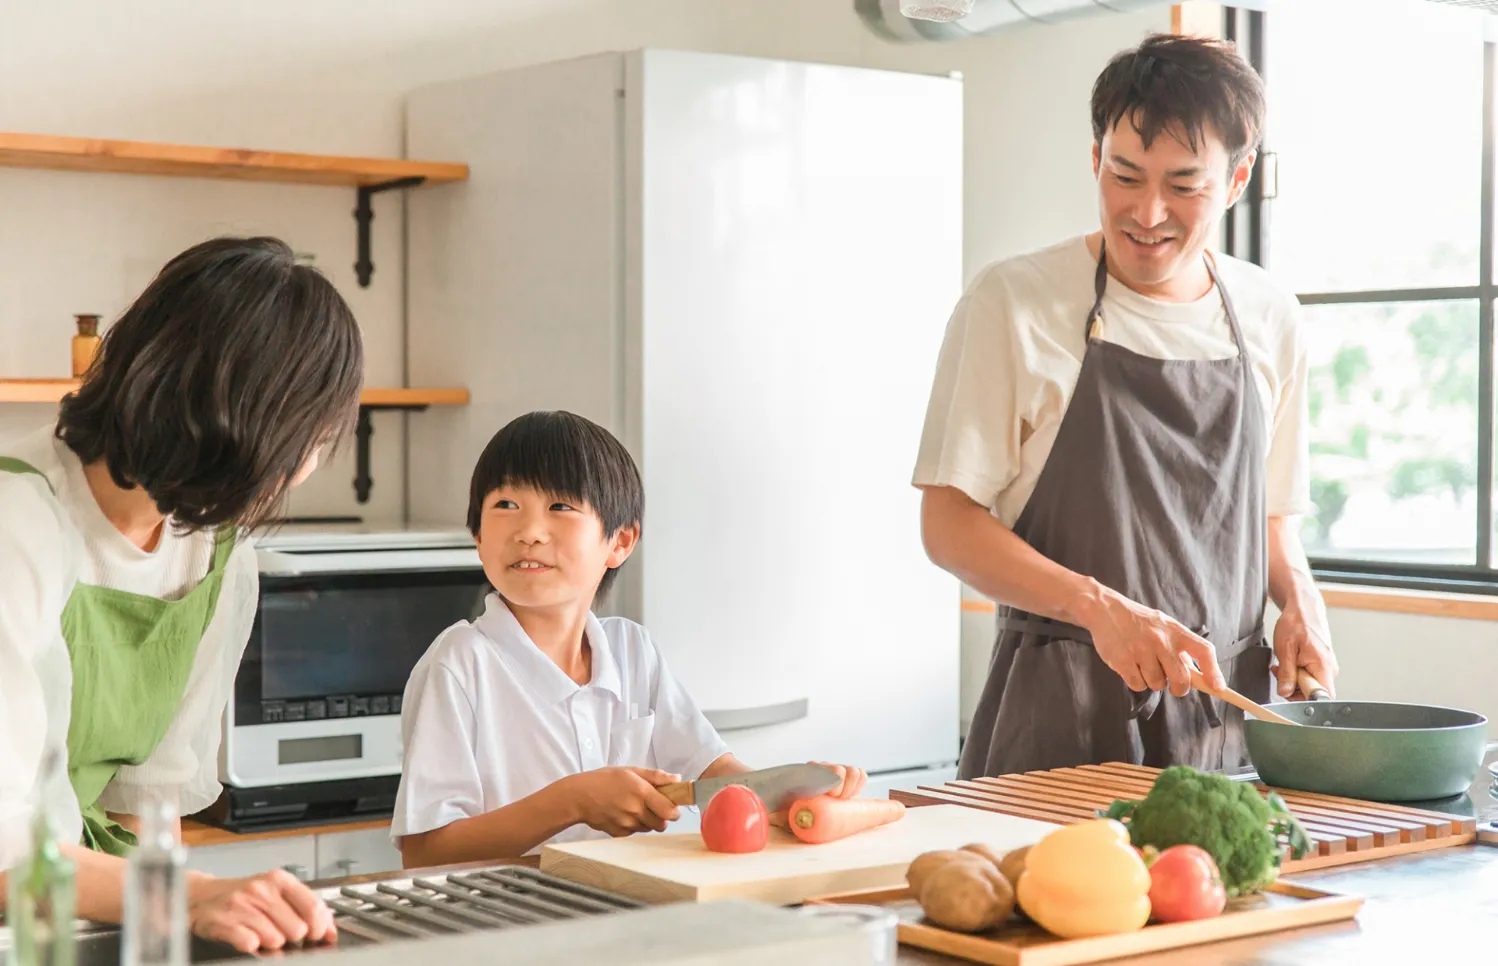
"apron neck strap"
1086,240,1110,341
1203,251,1252,363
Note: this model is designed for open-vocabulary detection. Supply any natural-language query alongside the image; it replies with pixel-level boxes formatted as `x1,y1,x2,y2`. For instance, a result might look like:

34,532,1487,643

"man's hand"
1272,602,1337,699
1078,584,1224,696
566,767,682,837
187,870,336,953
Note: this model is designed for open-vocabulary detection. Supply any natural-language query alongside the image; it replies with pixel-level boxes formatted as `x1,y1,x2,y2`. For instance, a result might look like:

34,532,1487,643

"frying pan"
1241,671,1489,802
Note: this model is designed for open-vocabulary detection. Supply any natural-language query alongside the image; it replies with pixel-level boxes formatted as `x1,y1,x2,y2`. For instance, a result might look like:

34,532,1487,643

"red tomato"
700,785,769,854
1147,845,1226,922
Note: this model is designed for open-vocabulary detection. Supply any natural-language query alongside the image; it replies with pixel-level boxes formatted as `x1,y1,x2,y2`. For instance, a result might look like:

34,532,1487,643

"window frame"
1230,6,1498,593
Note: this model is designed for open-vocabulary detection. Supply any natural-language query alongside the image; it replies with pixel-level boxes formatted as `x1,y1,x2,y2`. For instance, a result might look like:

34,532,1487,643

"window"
1233,0,1496,589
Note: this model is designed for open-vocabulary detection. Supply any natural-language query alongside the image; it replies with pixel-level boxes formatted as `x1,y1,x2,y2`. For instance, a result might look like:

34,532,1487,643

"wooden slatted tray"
891,762,1477,873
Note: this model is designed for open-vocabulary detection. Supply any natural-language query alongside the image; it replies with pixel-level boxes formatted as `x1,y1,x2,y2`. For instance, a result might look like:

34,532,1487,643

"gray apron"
958,241,1273,779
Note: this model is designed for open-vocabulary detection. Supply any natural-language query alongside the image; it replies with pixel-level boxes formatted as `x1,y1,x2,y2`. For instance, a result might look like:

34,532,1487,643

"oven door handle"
702,698,808,732
255,548,482,575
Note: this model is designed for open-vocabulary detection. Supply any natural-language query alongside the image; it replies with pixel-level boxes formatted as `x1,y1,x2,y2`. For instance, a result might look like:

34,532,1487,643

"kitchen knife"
656,763,842,811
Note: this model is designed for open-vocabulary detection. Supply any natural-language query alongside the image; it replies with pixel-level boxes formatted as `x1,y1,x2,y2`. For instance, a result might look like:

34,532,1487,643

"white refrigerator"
404,49,964,803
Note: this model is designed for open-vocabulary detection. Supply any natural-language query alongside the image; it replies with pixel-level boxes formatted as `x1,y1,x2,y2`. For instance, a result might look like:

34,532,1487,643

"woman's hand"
187,869,336,952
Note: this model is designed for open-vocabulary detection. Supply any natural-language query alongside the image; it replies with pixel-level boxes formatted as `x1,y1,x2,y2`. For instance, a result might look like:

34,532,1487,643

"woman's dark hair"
467,410,644,599
56,236,364,533
1091,33,1266,169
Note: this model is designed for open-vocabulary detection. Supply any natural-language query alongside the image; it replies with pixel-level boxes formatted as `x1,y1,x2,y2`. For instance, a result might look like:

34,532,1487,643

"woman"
0,236,362,950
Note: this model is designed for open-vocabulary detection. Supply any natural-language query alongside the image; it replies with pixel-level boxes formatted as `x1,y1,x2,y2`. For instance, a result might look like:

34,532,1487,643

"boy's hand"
569,767,682,837
815,762,867,799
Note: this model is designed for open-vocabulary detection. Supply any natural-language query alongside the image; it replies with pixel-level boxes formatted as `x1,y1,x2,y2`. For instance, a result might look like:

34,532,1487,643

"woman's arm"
0,477,82,870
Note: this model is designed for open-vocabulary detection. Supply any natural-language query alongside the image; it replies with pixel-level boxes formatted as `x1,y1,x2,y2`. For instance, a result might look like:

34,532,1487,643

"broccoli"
1100,766,1312,897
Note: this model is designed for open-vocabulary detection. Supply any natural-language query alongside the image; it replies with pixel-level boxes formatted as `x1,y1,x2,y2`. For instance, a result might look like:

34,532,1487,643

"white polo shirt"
391,593,729,853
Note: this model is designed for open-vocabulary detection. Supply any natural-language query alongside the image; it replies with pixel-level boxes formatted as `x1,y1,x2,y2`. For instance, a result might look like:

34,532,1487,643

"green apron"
0,456,236,856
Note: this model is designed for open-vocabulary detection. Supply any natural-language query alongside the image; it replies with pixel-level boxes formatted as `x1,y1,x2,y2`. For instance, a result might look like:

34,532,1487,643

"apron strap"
1085,242,1110,343
999,609,1264,661
1203,252,1252,366
0,455,56,494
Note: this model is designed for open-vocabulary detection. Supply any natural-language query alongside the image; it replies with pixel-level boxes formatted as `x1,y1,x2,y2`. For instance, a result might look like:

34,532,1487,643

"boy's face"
474,484,638,611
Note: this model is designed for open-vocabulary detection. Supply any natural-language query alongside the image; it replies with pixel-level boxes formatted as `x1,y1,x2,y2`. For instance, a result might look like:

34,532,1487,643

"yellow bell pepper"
1016,818,1151,938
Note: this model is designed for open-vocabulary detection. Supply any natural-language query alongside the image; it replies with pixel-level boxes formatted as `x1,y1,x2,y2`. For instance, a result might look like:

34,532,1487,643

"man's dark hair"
467,410,644,599
1091,33,1266,169
56,236,364,533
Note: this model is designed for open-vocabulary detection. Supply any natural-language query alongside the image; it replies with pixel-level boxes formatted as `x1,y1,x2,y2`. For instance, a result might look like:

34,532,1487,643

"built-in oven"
201,525,488,830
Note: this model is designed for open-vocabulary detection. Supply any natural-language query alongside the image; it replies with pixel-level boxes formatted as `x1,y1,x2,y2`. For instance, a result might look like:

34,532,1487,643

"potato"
959,843,1005,870
905,849,985,894
919,860,1016,933
997,846,1030,891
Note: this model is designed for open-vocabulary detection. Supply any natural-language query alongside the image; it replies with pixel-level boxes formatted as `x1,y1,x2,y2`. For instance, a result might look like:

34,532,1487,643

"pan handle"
1296,669,1331,701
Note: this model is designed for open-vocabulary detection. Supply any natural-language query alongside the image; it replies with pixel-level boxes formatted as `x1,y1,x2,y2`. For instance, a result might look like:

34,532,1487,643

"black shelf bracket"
353,176,426,287
353,403,428,505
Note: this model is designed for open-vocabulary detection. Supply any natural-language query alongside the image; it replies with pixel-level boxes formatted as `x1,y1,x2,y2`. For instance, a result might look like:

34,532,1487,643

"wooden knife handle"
656,781,694,806
1297,669,1331,701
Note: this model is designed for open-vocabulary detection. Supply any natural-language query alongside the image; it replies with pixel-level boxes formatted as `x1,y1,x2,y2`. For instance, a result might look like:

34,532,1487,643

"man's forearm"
1267,516,1324,617
919,485,1107,628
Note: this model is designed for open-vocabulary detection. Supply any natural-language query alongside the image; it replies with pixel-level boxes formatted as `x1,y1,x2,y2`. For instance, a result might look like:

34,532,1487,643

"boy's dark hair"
1091,33,1266,170
467,410,644,599
56,236,364,533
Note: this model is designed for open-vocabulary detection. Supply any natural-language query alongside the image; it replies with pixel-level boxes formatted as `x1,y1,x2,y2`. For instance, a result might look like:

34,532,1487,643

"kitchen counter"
330,751,1498,965
37,751,1498,966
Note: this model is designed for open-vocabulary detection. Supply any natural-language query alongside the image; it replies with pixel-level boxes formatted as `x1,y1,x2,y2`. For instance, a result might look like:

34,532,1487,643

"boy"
392,410,865,865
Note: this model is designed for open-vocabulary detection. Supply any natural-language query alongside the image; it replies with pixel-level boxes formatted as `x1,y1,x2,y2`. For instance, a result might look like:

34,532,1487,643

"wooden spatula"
1190,669,1300,726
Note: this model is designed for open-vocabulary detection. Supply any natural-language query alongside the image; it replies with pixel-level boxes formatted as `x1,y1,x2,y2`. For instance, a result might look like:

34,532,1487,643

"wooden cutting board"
539,803,1059,905
891,762,1478,873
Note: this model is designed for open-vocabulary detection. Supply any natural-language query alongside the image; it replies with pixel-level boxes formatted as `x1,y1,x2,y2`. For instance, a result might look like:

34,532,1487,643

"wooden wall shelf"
0,131,469,286
0,132,469,188
0,379,468,408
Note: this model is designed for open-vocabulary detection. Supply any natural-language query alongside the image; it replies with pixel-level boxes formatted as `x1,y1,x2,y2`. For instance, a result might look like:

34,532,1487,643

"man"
913,33,1337,778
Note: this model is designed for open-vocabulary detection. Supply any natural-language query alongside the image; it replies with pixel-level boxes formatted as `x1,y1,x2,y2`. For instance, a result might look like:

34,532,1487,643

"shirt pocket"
607,712,657,767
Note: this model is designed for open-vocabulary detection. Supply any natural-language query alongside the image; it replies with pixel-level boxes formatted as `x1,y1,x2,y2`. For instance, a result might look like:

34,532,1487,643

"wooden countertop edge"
181,817,391,848
961,585,1498,623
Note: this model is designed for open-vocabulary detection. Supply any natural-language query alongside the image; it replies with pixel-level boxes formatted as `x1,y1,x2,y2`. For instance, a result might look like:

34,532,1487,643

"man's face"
1092,117,1254,300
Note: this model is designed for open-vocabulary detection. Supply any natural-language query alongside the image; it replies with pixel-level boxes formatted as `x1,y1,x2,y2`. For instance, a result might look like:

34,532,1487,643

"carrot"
786,796,906,844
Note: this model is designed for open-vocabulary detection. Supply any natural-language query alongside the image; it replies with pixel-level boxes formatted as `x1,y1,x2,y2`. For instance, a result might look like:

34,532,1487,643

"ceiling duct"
854,0,1173,42
855,0,1494,43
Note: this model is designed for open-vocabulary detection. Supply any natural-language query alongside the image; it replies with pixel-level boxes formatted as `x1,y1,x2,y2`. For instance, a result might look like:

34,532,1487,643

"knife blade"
657,763,842,812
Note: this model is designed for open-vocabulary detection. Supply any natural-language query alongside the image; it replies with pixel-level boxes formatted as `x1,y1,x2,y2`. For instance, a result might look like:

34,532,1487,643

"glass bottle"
70,316,100,379
122,800,187,966
5,750,76,966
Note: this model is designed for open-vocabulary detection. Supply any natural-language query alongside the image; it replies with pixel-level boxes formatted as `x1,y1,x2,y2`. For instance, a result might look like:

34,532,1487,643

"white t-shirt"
391,593,730,854
0,425,257,867
912,235,1311,526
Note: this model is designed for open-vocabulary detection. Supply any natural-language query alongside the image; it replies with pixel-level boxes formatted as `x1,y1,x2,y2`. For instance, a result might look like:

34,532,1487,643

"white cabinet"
185,835,317,881
314,827,402,881
185,825,402,883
